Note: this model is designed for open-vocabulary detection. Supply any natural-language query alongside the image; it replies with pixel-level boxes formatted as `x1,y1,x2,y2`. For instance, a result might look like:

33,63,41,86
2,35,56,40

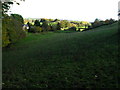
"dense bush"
29,26,42,33
68,27,76,31
2,15,26,47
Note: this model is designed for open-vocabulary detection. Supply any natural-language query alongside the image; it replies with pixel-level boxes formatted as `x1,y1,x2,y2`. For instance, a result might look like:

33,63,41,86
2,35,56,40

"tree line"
24,18,116,33
24,18,92,33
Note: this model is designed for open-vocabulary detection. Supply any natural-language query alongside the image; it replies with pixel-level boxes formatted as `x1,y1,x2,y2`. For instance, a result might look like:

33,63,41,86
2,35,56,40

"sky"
9,0,120,22
118,1,120,11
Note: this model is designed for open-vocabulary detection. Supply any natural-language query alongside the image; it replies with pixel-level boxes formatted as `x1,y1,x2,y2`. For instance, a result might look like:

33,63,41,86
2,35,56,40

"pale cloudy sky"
9,0,119,22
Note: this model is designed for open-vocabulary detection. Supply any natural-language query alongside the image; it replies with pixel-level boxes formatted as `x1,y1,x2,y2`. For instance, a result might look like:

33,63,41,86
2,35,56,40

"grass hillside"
3,22,119,88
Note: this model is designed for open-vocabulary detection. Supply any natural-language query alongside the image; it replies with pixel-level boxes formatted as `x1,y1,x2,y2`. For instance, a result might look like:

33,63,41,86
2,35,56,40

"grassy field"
2,22,119,88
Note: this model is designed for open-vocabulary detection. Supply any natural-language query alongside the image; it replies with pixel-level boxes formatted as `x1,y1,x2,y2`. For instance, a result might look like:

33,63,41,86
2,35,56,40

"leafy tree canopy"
1,0,25,14
34,20,40,26
11,14,24,23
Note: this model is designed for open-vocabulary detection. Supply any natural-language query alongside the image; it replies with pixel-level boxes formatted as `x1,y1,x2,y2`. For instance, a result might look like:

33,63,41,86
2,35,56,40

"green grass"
2,22,119,88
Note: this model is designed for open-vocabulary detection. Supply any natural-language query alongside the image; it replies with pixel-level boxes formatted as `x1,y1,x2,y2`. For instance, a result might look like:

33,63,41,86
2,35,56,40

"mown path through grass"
3,23,119,88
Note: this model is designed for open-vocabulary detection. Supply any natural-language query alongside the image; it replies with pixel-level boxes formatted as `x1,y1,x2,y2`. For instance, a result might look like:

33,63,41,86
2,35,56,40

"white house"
23,24,29,30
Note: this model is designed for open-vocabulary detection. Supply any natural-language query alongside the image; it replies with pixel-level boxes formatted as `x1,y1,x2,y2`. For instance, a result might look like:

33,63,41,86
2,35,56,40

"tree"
57,22,61,30
104,19,110,25
60,20,70,28
40,18,46,22
53,19,60,22
11,14,24,24
48,19,54,22
1,1,13,14
2,0,26,47
2,15,26,47
27,22,32,32
109,18,115,24
1,0,25,14
92,18,102,28
42,21,49,32
34,20,40,26
94,18,100,23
